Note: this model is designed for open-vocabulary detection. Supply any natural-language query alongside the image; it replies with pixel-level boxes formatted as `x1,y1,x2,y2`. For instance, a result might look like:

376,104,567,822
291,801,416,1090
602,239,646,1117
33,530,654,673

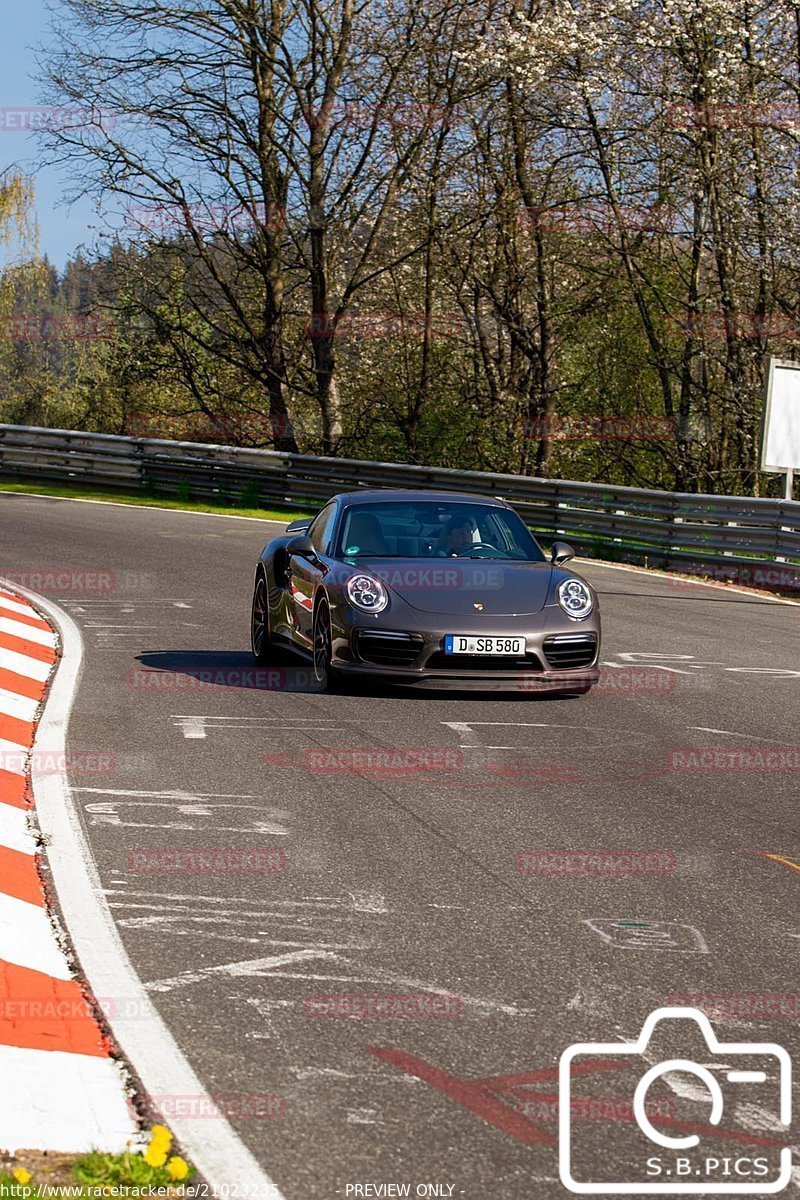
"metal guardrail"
1,423,798,592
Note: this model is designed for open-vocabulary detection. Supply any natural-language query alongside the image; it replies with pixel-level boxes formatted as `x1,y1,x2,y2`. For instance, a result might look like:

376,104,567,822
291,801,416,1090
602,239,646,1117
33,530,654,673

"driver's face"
450,521,473,549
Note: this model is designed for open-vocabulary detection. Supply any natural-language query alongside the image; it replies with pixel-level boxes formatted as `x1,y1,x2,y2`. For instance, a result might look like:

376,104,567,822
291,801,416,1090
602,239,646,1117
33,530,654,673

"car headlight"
346,574,389,613
557,578,593,620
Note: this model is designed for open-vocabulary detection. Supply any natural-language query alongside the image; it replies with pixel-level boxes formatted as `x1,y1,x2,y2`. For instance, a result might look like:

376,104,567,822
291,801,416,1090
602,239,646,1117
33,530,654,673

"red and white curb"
0,588,137,1152
3,580,283,1197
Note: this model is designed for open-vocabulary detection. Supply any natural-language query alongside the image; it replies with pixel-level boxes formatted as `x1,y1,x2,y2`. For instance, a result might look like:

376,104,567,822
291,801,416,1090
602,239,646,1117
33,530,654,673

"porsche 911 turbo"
250,490,600,694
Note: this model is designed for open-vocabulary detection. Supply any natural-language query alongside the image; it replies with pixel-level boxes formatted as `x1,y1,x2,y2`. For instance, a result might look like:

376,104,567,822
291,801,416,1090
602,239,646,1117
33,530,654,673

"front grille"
356,630,424,667
543,633,598,670
426,651,544,672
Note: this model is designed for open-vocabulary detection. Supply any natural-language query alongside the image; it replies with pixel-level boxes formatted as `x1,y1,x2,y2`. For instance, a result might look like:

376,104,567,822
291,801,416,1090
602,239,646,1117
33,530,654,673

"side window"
309,503,337,554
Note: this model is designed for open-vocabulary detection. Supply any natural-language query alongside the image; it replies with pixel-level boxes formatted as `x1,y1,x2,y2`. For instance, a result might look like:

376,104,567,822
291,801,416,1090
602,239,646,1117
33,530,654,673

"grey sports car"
250,490,601,694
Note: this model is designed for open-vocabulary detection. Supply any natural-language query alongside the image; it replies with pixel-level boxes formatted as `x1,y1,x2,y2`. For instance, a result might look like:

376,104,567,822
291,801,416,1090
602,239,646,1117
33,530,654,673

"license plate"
444,635,526,656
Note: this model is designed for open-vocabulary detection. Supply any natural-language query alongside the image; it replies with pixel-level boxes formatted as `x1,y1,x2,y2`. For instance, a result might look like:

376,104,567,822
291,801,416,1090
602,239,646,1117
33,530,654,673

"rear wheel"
250,574,273,665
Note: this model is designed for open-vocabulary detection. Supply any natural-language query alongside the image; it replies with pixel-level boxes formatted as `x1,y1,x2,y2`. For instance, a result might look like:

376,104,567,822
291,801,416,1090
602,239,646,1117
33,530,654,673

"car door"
288,502,337,647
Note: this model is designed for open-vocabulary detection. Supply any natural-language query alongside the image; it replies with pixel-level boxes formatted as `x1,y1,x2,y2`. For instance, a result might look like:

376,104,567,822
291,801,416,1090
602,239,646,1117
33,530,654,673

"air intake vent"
543,633,598,670
356,630,424,667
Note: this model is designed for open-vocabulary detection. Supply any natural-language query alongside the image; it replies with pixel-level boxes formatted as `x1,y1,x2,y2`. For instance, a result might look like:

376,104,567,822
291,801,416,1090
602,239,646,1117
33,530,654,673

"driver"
438,512,478,556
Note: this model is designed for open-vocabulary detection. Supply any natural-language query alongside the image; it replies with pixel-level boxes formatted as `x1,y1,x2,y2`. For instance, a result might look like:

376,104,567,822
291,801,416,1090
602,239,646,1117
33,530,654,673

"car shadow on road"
134,650,577,702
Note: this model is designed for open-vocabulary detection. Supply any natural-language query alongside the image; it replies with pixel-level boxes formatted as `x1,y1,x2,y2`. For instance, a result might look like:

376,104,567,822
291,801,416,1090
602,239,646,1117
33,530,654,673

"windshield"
336,501,546,562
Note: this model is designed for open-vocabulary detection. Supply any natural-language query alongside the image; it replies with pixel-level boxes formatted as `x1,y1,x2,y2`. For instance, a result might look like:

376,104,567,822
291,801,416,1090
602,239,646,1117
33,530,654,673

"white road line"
0,803,36,854
0,646,52,682
0,687,39,722
0,595,41,618
0,736,31,776
10,581,285,1200
0,616,57,648
575,556,800,606
146,949,339,992
0,892,73,978
76,788,263,800
0,1046,136,1154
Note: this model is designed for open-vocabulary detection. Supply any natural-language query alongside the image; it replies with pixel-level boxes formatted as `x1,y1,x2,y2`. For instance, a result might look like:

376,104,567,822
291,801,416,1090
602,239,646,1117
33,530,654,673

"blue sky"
1,0,100,271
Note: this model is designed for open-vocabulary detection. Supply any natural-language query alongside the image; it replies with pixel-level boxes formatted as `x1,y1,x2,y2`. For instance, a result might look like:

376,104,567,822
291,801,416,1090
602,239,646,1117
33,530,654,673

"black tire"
312,600,334,691
250,573,273,665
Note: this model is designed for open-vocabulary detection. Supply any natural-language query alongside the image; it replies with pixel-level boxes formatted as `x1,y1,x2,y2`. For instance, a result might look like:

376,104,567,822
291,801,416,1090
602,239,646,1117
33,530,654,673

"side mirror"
286,519,310,534
551,540,576,566
287,534,315,558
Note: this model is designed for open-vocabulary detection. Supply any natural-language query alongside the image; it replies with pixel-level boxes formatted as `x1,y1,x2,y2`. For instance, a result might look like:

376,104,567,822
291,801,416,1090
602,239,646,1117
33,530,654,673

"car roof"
333,490,510,509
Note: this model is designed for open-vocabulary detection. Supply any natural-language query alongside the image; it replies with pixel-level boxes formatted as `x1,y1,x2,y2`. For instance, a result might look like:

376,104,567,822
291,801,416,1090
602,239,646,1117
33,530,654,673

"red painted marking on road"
0,769,29,809
0,631,56,665
0,961,109,1056
368,1049,787,1151
0,846,44,907
0,712,34,748
365,1046,558,1145
0,668,46,703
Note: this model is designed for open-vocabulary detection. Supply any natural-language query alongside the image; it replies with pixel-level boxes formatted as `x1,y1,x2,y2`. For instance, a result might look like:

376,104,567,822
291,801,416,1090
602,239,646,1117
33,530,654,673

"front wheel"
251,574,273,665
313,600,334,691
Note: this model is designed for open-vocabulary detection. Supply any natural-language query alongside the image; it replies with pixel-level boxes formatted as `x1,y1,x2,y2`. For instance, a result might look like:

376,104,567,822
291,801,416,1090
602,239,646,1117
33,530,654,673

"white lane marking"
0,594,40,618
0,488,288,526
147,949,340,992
347,891,388,914
0,736,31,776
0,803,36,854
176,716,207,739
173,715,350,739
0,1046,136,1154
0,646,52,682
0,687,39,723
692,726,787,743
77,787,269,802
575,556,800,606
13,583,286,1200
0,616,57,648
0,892,72,978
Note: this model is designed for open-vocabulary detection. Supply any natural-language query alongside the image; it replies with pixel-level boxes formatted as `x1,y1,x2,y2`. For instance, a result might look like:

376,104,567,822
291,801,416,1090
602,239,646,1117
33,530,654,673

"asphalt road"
1,490,799,1200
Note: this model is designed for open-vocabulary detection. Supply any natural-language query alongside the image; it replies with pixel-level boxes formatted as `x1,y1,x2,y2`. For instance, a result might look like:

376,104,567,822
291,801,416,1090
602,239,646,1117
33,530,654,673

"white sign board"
762,358,800,473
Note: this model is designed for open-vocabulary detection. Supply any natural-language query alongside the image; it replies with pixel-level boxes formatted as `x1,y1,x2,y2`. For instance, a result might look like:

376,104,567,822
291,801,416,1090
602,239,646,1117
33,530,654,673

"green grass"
0,479,312,524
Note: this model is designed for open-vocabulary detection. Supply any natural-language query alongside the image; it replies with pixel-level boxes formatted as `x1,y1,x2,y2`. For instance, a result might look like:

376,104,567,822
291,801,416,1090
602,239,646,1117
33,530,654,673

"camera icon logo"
559,1007,792,1194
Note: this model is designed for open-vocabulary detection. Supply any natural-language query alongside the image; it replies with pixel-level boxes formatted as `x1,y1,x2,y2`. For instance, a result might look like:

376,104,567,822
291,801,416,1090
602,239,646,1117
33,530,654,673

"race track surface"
1,491,799,1198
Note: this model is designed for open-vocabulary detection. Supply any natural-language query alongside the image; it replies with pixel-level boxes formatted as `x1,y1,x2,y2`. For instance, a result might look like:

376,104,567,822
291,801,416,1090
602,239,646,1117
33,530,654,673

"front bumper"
330,606,601,691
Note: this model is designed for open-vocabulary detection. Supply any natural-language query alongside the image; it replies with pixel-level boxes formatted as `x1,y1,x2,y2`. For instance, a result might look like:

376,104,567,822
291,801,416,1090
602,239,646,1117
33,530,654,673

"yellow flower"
166,1157,190,1181
143,1143,168,1169
149,1125,173,1148
12,1169,31,1185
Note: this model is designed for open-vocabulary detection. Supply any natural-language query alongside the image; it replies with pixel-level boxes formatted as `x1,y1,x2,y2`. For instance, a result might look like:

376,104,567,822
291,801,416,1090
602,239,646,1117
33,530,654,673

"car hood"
357,558,555,616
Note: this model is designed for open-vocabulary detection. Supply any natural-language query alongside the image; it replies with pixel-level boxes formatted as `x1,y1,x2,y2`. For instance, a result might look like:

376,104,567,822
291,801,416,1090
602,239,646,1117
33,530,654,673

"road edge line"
2,577,287,1200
